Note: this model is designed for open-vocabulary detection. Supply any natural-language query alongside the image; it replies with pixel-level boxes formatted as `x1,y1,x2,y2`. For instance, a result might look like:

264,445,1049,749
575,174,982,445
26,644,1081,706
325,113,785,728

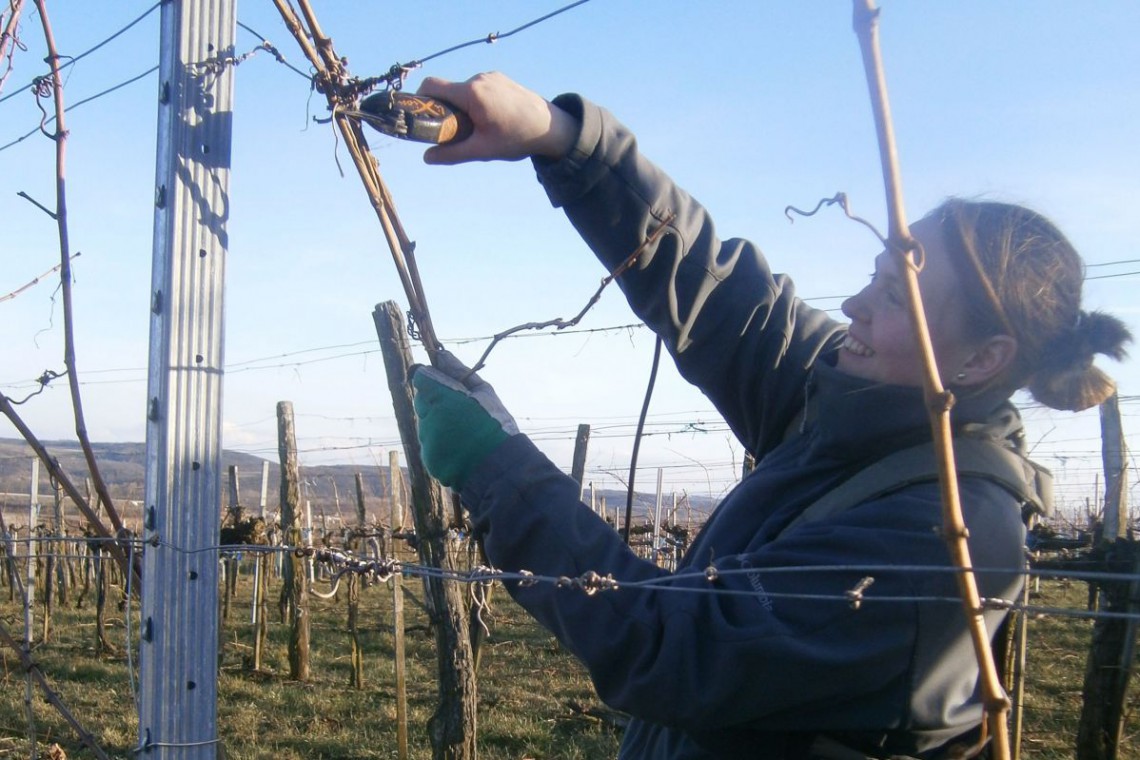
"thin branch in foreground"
29,0,131,572
0,251,79,303
16,188,57,218
0,0,26,97
465,212,677,377
784,191,888,248
0,617,112,759
851,2,1010,757
271,0,443,358
0,391,136,585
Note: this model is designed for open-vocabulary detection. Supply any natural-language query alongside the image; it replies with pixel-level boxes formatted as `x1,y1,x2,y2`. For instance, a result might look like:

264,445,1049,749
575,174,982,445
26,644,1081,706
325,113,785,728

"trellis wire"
5,534,1139,622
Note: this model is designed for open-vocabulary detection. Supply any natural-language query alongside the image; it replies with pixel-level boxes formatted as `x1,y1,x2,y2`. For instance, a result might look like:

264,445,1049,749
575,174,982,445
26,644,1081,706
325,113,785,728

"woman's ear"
954,335,1018,387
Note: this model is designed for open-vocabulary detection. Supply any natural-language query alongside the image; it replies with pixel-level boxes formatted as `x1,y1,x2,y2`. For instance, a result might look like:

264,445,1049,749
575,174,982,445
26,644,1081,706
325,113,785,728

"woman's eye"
869,271,905,306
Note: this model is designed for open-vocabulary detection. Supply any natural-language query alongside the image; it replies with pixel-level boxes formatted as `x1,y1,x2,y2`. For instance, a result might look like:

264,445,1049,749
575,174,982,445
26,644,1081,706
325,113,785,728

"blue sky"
2,2,1138,518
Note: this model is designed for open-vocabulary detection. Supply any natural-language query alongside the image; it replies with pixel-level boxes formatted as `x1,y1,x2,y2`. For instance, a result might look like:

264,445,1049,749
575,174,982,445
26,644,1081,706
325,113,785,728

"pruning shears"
354,90,473,145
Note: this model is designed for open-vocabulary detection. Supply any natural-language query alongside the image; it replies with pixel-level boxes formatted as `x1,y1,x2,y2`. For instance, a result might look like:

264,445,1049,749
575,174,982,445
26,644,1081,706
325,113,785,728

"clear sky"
2,2,1137,519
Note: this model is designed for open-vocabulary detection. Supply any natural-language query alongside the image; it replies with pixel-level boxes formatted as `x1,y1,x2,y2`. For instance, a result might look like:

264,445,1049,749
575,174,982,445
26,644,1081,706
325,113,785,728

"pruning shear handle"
357,91,473,145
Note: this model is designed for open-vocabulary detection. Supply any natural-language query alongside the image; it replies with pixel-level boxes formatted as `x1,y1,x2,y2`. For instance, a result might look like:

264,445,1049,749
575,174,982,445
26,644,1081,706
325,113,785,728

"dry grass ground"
0,555,1135,759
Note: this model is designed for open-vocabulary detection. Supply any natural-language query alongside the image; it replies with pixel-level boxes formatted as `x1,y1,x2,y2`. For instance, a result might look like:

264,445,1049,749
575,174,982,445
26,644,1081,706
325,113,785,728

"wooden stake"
374,301,476,760
278,401,310,682
390,450,409,760
570,424,591,499
349,471,366,689
252,462,270,672
1077,393,1135,760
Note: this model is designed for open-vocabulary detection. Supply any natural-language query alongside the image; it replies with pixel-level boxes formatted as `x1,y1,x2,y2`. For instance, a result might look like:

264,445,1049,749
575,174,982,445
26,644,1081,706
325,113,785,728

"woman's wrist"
532,102,578,160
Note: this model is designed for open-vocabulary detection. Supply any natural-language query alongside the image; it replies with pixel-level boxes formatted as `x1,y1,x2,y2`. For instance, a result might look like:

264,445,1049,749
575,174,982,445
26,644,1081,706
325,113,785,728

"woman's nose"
841,289,868,322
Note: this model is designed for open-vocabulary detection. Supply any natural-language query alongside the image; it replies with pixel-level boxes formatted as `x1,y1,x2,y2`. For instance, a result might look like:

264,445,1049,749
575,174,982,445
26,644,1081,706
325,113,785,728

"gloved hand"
411,351,519,489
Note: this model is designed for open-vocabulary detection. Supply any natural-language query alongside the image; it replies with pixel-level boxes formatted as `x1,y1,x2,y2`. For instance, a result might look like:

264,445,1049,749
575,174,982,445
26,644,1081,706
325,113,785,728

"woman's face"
837,217,978,387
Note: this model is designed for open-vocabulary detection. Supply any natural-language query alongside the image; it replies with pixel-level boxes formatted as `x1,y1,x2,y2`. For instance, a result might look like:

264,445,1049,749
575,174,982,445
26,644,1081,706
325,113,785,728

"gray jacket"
460,94,1027,759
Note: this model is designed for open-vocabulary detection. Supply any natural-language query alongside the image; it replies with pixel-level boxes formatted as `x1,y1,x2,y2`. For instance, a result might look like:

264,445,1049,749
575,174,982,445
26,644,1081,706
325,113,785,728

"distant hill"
0,438,718,530
0,438,389,528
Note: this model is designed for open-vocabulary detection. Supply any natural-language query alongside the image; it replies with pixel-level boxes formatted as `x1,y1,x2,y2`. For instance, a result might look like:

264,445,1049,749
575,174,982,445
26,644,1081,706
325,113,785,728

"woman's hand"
416,72,577,165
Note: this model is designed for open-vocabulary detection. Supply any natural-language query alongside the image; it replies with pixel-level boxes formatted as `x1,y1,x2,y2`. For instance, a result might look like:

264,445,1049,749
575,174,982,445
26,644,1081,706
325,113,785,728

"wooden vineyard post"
1077,392,1135,760
58,482,72,602
570,424,590,498
94,539,110,655
390,450,409,760
26,459,39,654
277,401,310,682
223,466,240,621
348,472,366,689
354,473,368,532
1,519,16,603
251,461,270,672
42,484,60,643
653,469,665,566
374,301,476,760
251,549,269,672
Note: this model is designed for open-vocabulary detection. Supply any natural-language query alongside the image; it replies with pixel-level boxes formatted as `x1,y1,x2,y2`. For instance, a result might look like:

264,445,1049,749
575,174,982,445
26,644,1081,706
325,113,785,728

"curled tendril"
784,192,888,248
405,310,421,341
5,368,68,405
31,73,55,98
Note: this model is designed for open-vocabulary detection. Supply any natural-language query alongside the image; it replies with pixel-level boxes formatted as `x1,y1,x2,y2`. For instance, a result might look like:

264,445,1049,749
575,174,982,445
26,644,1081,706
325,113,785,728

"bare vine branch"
784,192,887,248
1,250,79,303
851,2,1010,757
466,212,677,376
16,188,57,218
270,0,444,359
26,0,135,587
0,617,112,759
0,0,25,97
0,391,135,586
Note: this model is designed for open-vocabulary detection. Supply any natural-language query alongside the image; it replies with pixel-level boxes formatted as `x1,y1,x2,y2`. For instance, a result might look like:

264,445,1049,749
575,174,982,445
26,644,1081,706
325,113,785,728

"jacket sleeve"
462,435,1026,735
533,94,845,455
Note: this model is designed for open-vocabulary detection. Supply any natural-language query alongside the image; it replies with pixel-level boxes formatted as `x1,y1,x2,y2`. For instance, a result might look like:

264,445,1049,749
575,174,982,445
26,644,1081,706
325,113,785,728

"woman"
410,73,1131,759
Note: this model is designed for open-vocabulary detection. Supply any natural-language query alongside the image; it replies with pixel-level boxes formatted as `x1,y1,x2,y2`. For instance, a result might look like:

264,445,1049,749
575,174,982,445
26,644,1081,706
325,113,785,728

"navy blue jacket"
459,95,1027,759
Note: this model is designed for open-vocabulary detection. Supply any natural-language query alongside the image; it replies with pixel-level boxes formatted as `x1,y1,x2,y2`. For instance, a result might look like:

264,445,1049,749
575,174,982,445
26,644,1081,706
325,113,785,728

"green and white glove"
411,351,519,489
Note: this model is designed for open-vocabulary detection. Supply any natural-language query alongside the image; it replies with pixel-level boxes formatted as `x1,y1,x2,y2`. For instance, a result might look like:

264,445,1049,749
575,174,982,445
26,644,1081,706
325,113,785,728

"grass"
0,549,623,760
0,555,1136,759
1019,578,1139,759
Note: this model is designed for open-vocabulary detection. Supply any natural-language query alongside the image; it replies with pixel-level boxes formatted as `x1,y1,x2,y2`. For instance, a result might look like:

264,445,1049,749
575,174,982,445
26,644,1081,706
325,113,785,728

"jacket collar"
806,359,1024,462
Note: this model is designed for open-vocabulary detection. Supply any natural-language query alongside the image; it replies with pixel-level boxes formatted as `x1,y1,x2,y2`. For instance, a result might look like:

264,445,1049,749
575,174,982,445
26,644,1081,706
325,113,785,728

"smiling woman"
0,2,1138,758
838,200,1130,410
0,3,1136,503
406,72,1132,759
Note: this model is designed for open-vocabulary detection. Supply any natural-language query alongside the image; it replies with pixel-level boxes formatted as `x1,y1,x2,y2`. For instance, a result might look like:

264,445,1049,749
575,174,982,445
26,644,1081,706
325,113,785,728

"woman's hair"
929,198,1131,412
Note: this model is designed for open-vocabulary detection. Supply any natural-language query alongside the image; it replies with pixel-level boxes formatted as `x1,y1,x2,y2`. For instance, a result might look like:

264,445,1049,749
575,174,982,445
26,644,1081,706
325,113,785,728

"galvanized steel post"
139,1,236,756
